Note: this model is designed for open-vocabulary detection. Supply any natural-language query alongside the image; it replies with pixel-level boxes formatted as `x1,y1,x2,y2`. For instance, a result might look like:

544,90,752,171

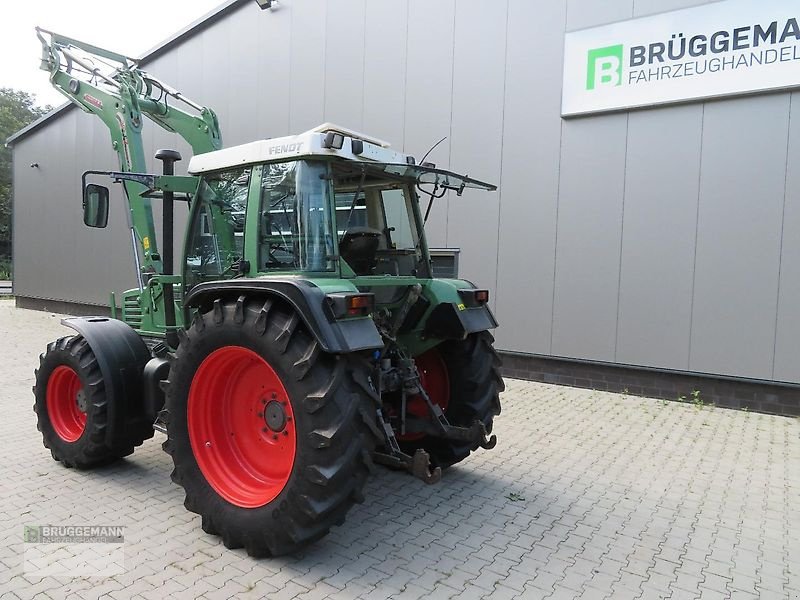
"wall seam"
286,0,293,133
616,0,636,362
549,0,569,356
321,1,329,122
687,102,706,371
401,1,410,151
771,92,794,380
493,0,512,300
445,0,457,246
360,0,367,130
613,113,631,362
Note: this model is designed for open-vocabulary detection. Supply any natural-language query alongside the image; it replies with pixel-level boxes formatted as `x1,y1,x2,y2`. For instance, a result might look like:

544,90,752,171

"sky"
1,0,224,108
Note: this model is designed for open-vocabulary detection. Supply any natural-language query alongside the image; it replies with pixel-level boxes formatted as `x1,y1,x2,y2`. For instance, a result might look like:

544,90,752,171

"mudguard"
61,316,152,449
422,303,499,340
183,278,383,354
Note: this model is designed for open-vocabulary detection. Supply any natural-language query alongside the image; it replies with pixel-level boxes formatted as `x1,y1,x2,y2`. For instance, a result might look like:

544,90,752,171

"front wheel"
163,296,381,557
33,336,146,468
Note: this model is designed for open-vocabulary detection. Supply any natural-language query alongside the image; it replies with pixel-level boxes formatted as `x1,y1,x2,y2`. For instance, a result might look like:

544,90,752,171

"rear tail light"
325,293,375,319
458,288,490,306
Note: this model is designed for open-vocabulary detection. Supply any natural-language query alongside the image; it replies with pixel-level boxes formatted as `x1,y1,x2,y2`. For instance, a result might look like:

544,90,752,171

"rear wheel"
34,336,145,468
401,331,504,468
163,296,381,557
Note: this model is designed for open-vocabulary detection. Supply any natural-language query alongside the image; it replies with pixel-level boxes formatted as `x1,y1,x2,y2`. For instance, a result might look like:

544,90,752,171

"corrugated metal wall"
12,0,800,383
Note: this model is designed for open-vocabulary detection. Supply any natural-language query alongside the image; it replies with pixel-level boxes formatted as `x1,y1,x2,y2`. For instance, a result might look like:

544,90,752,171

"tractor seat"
339,227,382,275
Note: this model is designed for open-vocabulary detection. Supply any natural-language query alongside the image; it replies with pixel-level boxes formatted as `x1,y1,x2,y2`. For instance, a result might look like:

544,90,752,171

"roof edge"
5,102,72,146
6,0,249,147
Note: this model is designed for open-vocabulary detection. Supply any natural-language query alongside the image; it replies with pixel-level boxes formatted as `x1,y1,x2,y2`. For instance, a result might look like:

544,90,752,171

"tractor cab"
183,124,496,301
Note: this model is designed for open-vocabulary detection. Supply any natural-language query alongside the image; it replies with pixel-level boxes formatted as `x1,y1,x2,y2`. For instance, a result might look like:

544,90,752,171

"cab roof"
187,123,411,175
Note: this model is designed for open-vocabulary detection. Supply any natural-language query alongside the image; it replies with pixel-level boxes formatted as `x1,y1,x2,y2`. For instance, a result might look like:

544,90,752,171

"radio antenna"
420,136,447,165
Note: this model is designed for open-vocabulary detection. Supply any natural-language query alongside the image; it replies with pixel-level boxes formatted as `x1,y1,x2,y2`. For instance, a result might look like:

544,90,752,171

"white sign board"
562,0,800,116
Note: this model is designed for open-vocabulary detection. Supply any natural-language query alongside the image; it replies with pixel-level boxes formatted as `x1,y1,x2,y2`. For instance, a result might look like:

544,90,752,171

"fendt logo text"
586,44,624,90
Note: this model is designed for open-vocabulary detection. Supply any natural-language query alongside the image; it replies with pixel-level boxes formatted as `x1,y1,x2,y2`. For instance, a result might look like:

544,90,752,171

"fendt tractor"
31,28,504,556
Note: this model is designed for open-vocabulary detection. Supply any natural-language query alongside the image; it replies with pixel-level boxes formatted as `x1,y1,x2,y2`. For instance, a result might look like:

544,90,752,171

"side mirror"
83,184,109,228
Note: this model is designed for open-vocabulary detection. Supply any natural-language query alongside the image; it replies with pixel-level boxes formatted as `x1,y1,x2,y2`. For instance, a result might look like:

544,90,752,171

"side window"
381,189,415,249
184,167,251,290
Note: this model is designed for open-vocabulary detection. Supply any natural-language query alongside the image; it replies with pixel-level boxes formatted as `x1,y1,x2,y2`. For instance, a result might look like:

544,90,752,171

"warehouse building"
8,0,800,413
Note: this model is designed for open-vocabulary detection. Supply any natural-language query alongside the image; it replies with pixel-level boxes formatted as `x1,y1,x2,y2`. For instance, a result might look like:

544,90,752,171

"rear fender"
183,278,383,354
419,278,499,341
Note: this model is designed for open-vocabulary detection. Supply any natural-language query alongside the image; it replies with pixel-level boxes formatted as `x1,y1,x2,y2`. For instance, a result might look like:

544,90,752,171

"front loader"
31,28,504,556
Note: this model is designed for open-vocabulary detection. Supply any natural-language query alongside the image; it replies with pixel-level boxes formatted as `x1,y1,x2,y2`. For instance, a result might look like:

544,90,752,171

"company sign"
562,0,800,116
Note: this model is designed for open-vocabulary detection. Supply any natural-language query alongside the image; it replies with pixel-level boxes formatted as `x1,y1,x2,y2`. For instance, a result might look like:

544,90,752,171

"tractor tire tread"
33,335,150,469
163,296,381,557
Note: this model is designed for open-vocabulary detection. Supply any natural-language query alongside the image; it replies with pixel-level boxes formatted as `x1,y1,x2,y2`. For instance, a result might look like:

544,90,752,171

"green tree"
0,88,51,256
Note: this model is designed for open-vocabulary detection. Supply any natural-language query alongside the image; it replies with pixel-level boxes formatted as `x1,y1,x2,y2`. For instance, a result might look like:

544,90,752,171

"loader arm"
36,27,223,275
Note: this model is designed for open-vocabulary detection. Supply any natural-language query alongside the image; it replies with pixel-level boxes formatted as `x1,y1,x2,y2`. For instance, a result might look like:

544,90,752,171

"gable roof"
6,0,248,147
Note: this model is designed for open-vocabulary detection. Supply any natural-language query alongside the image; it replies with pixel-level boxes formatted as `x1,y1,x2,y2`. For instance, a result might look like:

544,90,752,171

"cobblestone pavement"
1,301,798,599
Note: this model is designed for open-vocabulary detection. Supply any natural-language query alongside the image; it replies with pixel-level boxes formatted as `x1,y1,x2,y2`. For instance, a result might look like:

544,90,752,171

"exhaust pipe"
155,149,182,349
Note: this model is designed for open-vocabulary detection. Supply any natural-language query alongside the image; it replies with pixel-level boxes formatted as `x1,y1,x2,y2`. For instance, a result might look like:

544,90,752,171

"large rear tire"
402,331,504,469
163,296,381,557
33,336,149,468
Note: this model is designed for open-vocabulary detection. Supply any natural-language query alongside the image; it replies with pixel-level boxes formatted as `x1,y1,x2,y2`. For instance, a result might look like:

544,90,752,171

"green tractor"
32,29,504,556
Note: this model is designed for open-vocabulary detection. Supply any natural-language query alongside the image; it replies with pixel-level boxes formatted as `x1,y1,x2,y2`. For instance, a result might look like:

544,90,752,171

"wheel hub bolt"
264,400,288,432
76,389,88,413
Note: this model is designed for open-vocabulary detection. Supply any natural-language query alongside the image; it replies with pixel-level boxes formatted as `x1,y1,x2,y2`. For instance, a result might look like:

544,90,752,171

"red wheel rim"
46,365,87,442
188,346,296,508
399,349,450,441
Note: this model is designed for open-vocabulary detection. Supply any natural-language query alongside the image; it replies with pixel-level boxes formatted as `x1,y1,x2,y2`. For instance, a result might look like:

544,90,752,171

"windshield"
259,160,336,272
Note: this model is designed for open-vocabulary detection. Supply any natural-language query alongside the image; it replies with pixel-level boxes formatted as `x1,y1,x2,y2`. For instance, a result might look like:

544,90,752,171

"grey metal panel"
402,0,455,248
633,0,718,17
362,2,408,146
769,91,799,383
12,141,40,300
199,19,232,144
494,0,567,354
552,114,629,361
254,2,292,139
48,108,77,299
323,0,366,129
288,0,328,133
13,111,135,307
566,0,634,30
174,34,206,165
689,94,790,380
553,0,633,362
615,105,703,370
221,6,260,147
446,0,507,292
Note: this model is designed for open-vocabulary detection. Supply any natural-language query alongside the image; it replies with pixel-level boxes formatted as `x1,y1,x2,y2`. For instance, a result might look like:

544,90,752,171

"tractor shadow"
55,437,560,581
272,461,561,578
